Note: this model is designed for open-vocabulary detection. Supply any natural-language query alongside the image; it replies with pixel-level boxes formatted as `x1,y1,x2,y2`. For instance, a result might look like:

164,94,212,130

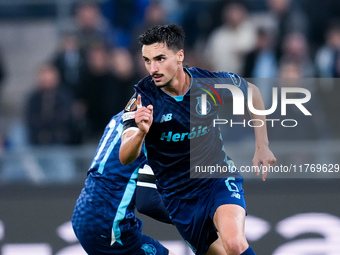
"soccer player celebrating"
119,24,276,255
72,110,174,255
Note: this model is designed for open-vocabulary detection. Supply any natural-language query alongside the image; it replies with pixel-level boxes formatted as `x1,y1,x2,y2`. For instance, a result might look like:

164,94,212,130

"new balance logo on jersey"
160,113,172,123
231,192,241,199
141,244,156,255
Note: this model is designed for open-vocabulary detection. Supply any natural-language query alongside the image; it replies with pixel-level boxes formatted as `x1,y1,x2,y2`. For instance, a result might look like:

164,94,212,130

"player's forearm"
247,83,269,149
119,130,146,165
252,117,270,149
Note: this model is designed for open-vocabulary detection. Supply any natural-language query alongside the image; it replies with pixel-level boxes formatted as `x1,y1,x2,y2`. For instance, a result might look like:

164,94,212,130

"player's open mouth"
152,74,163,82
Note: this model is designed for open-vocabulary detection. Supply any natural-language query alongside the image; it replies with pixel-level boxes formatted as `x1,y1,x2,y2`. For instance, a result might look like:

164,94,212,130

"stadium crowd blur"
1,0,340,152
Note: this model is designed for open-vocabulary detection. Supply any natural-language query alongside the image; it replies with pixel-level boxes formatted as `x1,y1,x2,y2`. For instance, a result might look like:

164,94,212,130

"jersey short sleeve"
189,67,249,107
217,72,249,104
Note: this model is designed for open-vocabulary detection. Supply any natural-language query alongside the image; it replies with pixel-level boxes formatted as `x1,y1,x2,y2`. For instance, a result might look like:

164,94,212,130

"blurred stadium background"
0,0,339,254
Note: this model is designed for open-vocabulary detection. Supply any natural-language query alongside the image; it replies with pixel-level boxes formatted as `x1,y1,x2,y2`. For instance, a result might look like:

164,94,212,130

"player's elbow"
119,151,132,165
119,156,128,166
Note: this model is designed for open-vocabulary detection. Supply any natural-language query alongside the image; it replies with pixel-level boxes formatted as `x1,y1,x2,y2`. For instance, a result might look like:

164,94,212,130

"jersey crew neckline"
160,67,193,102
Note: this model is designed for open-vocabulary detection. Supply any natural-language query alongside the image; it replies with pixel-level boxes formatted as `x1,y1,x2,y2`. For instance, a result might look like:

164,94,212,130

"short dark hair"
138,24,185,52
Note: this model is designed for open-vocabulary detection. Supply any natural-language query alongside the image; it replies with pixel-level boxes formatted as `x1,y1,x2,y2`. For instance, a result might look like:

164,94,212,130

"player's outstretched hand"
135,94,153,134
252,146,276,181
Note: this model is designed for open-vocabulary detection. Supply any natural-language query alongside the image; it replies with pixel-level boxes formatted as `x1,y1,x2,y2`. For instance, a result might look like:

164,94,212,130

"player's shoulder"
188,67,242,80
188,67,246,88
99,110,125,133
133,75,163,105
107,110,124,126
134,75,156,94
187,67,217,78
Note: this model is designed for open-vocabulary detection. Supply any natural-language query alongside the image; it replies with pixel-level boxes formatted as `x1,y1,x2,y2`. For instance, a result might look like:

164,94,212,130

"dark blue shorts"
75,224,168,255
72,201,168,255
163,177,246,255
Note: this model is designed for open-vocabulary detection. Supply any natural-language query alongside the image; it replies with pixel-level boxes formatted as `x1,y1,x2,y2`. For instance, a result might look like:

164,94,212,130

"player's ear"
177,49,184,63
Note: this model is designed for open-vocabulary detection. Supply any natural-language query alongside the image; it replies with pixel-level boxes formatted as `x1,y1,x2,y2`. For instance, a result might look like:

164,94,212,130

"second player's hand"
135,94,153,134
252,145,276,181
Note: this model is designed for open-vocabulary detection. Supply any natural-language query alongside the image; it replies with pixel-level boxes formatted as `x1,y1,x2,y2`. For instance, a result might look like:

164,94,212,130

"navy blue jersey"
123,67,248,199
73,110,147,246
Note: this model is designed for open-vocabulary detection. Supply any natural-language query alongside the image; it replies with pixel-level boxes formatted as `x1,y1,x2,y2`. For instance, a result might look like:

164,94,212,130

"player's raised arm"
119,94,153,165
247,82,276,181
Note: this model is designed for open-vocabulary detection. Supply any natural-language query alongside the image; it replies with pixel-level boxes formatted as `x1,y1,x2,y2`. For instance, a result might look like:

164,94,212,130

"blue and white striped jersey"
73,110,147,246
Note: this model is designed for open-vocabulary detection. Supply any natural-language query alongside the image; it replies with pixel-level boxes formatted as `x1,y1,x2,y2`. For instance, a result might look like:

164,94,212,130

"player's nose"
150,61,159,74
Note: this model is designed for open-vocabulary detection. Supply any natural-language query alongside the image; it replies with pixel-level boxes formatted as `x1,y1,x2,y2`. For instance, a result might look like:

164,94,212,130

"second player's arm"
119,129,146,165
247,82,276,180
119,94,153,165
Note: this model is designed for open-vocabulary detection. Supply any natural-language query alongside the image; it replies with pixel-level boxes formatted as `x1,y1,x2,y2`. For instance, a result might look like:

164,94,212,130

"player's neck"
161,67,190,97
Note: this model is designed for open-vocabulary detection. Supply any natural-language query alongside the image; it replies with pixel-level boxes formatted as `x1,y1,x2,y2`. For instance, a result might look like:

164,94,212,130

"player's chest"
151,95,218,132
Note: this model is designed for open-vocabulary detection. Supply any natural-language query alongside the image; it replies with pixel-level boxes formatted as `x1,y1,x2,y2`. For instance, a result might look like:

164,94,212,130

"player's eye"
144,59,150,64
158,57,165,62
